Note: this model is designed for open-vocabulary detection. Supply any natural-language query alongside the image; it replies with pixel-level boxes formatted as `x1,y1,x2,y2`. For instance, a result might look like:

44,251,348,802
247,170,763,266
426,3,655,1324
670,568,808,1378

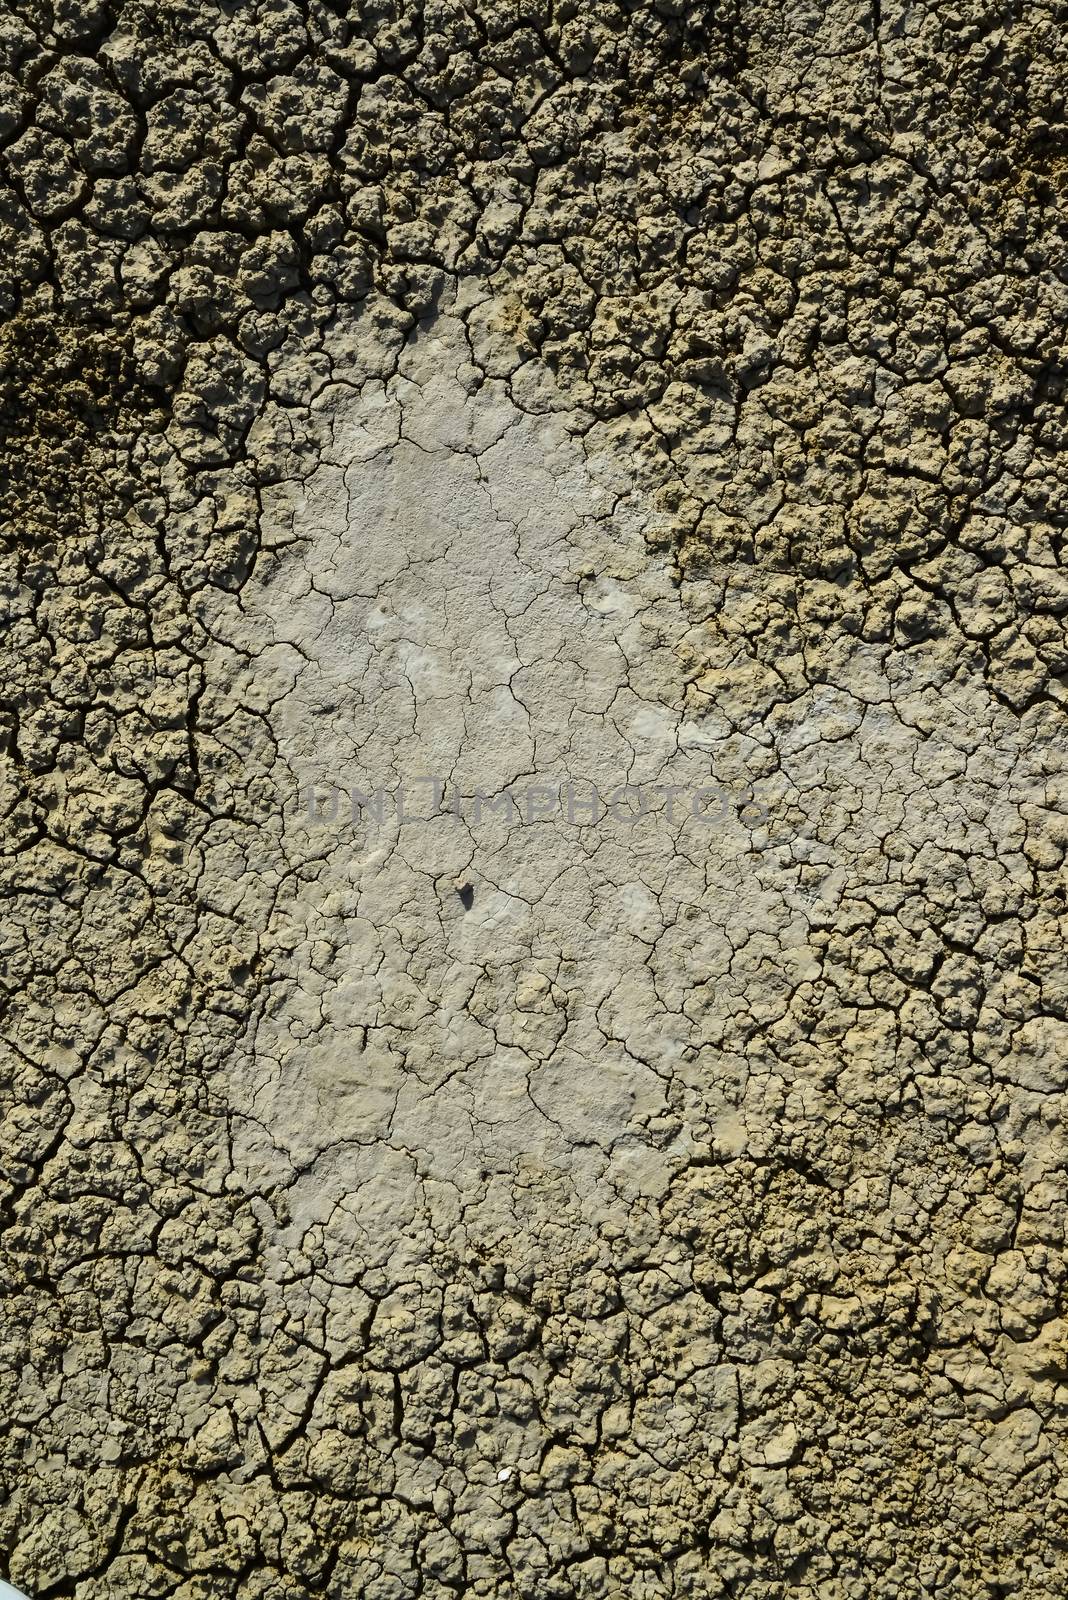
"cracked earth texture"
2,0,1068,1597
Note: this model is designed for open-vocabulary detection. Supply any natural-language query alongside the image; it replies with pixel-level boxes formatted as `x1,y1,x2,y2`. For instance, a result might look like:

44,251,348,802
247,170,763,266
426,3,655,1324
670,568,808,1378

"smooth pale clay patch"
214,314,787,1220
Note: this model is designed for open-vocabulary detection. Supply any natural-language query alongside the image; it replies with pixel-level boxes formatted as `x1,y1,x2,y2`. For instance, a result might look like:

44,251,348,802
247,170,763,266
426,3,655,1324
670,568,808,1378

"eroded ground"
2,1,1068,1597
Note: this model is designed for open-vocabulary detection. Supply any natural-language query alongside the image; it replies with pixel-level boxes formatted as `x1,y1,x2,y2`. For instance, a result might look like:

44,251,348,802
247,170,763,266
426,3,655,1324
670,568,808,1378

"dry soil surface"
2,2,1068,1597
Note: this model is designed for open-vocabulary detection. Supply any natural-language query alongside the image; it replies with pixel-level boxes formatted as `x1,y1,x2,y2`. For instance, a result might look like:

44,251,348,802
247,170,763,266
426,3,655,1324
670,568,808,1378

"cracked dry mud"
2,2,1068,1598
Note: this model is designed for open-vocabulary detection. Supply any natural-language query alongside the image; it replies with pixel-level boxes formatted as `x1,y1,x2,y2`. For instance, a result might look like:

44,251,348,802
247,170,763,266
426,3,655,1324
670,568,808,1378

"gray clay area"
2,2,1068,1597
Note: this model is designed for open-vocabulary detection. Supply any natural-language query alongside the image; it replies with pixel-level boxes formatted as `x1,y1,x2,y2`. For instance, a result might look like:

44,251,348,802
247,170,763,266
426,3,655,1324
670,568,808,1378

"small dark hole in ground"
458,883,474,910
